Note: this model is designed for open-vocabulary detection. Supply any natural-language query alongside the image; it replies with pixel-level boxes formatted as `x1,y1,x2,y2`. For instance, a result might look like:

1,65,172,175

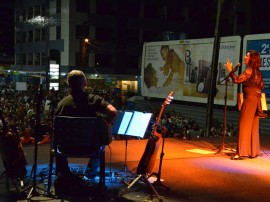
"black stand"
215,75,234,154
112,110,153,173
148,127,170,191
47,98,57,194
123,138,128,171
24,84,54,200
118,137,133,174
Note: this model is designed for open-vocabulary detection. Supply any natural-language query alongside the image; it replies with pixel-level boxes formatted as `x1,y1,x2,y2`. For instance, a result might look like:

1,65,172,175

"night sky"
2,0,270,62
0,1,14,59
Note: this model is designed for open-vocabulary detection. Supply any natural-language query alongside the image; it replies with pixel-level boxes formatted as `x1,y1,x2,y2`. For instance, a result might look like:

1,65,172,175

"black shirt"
56,91,110,117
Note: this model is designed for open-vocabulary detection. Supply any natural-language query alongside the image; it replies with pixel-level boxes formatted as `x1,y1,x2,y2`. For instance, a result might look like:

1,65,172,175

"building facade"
12,0,255,90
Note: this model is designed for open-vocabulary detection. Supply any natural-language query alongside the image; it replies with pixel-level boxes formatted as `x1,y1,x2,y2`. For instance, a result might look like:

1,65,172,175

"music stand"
112,111,152,172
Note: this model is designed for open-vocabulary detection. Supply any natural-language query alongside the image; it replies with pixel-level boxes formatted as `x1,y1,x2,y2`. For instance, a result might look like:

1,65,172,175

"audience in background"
0,80,237,143
20,127,35,145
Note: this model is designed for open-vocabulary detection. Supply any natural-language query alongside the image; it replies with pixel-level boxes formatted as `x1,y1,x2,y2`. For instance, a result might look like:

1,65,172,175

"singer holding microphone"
225,50,264,160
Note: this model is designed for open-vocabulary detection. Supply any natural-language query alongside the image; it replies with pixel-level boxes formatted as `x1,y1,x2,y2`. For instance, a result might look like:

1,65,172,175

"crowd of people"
0,80,124,145
142,108,237,140
0,78,238,147
0,81,54,144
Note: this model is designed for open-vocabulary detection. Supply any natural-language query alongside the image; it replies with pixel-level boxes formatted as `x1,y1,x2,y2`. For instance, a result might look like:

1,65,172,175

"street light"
84,38,90,44
81,37,90,72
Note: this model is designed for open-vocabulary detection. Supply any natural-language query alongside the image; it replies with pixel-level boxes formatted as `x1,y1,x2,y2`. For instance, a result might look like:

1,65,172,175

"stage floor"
1,135,270,201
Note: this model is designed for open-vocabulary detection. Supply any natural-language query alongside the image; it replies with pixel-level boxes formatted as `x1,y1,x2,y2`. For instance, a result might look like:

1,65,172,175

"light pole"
205,0,224,137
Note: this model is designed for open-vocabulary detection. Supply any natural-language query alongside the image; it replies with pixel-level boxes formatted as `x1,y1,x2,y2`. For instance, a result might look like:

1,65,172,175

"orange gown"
231,67,264,157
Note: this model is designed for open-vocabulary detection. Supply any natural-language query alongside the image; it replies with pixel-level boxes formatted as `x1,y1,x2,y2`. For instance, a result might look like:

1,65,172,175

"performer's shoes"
248,155,258,159
230,154,244,160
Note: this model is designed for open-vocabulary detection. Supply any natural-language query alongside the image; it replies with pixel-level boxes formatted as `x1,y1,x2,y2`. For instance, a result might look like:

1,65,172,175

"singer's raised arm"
229,67,253,84
224,58,251,84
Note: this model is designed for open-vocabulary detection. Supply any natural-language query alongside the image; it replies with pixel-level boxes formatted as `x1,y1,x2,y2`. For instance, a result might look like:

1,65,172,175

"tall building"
12,0,262,90
12,1,211,75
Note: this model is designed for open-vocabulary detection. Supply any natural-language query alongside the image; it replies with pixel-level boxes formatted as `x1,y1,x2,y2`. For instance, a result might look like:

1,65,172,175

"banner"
243,33,270,109
141,36,241,106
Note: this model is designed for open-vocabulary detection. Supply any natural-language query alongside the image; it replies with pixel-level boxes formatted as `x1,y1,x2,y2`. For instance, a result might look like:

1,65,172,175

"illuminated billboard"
141,36,241,106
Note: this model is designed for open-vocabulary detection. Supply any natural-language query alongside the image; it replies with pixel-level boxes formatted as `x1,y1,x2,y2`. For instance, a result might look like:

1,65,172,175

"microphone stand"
215,71,235,154
25,83,54,200
25,84,46,199
47,98,57,194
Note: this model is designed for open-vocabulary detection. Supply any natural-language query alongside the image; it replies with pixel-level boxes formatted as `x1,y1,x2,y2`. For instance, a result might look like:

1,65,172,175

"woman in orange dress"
225,50,264,159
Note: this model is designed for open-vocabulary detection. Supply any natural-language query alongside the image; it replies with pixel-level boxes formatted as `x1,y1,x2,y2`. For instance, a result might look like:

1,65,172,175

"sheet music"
117,111,133,134
126,111,152,138
112,110,152,138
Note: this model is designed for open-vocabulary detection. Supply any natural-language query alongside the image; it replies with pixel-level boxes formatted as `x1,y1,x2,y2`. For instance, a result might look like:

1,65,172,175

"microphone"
230,63,241,74
220,62,241,84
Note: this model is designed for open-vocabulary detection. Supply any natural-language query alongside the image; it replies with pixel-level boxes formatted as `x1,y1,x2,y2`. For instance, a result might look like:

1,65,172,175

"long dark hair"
248,50,262,68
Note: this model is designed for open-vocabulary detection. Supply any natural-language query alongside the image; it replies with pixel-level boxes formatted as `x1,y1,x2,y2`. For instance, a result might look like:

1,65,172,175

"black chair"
47,116,111,197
